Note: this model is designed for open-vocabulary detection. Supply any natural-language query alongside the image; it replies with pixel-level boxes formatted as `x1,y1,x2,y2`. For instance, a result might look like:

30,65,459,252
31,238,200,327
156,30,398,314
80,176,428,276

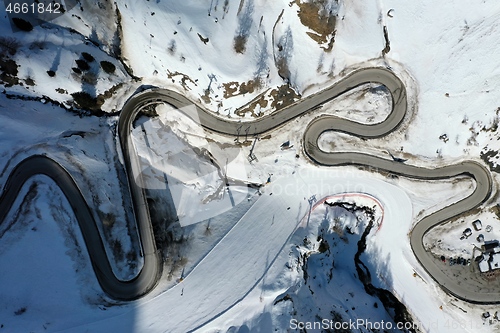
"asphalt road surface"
0,67,495,303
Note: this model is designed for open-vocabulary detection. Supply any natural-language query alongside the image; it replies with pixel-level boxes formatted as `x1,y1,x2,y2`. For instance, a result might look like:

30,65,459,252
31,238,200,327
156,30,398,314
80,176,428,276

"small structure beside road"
473,219,483,231
280,140,293,150
478,240,500,277
462,227,472,239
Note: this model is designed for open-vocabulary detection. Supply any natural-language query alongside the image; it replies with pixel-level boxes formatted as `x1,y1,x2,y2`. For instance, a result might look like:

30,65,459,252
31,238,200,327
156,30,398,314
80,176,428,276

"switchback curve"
0,67,495,304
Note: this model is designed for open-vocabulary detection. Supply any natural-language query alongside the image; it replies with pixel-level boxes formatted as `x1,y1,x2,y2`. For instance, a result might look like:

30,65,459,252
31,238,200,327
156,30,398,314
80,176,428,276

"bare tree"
275,26,294,83
254,34,269,80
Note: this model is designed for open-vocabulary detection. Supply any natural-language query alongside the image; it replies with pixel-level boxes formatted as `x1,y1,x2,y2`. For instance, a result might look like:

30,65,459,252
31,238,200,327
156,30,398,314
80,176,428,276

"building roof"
492,254,500,270
479,255,490,273
483,240,499,252
280,141,290,148
473,219,483,230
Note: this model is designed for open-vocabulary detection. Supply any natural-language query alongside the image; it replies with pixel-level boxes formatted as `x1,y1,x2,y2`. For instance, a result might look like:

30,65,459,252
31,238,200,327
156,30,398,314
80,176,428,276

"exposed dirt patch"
234,84,300,118
233,35,247,54
294,0,338,51
269,84,301,110
167,70,197,90
233,0,254,54
489,205,500,220
235,93,269,117
223,79,261,99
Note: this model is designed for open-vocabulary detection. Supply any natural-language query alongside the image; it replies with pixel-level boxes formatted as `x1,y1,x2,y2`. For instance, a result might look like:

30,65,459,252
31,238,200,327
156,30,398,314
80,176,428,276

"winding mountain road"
0,67,495,304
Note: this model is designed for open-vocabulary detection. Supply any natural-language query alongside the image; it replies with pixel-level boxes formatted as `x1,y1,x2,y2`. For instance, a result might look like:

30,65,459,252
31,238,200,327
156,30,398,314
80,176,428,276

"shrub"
0,36,20,55
233,0,253,54
75,59,90,71
112,239,124,262
0,58,18,75
71,91,99,110
47,70,55,77
14,307,27,315
71,67,81,74
25,77,35,86
167,39,176,55
100,60,116,74
233,35,247,54
12,18,33,32
81,52,95,62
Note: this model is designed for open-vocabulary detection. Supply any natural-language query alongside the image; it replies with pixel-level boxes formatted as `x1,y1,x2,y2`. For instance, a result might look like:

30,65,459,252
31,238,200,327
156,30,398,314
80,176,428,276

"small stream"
340,201,418,333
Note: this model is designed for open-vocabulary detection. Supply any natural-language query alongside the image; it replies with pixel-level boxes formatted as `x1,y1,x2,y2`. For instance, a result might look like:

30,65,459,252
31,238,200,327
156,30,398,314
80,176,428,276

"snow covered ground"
2,0,500,332
0,169,411,332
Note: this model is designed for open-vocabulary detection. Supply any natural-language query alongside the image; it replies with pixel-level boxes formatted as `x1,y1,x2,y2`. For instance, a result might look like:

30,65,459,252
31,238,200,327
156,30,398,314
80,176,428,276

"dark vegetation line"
329,201,417,332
